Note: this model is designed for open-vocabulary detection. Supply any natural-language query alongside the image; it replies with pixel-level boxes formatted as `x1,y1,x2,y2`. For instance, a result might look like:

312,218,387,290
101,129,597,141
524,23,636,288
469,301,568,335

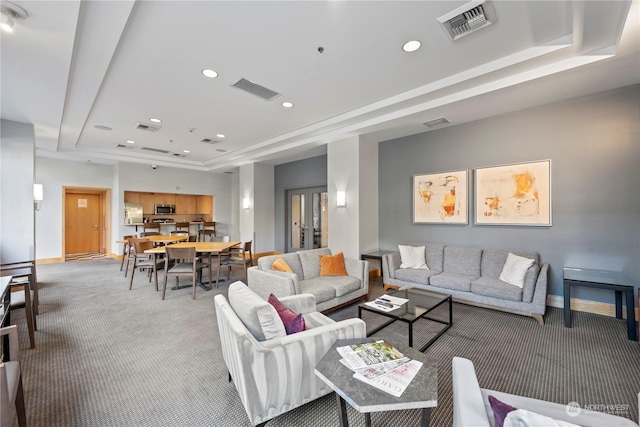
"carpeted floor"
9,258,640,426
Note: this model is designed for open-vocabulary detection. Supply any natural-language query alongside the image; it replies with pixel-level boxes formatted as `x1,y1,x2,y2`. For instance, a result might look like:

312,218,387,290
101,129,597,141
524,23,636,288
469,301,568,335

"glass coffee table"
358,288,452,352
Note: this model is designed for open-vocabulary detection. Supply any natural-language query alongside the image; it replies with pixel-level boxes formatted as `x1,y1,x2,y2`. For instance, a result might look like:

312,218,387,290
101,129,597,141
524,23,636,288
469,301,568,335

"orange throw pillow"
272,257,293,273
320,252,349,276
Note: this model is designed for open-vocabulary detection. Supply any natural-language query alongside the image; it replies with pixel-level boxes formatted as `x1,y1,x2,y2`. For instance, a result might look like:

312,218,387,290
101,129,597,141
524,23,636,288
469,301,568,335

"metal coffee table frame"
358,288,452,352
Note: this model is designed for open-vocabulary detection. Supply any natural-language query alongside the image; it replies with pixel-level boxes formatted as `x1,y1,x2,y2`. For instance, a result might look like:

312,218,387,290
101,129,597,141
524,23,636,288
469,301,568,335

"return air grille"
423,117,451,128
231,78,280,101
201,138,221,144
141,147,170,154
437,1,497,41
135,122,161,132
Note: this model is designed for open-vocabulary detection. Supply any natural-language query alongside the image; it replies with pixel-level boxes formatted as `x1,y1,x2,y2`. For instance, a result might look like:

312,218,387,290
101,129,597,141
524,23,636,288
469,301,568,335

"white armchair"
1,325,26,427
452,357,638,427
214,281,366,426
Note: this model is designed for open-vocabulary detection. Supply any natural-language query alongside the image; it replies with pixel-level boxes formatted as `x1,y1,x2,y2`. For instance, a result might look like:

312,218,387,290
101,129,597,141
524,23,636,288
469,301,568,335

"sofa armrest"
344,257,369,293
248,266,301,299
278,293,316,315
382,252,400,280
530,263,549,315
452,357,491,427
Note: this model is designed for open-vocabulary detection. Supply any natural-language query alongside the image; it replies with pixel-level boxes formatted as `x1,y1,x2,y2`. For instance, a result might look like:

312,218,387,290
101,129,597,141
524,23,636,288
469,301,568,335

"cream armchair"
214,281,366,426
452,357,638,427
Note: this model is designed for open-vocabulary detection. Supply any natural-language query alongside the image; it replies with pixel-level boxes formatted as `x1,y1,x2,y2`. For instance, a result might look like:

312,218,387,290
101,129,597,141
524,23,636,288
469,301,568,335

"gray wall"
274,155,327,252
1,119,35,263
379,85,640,302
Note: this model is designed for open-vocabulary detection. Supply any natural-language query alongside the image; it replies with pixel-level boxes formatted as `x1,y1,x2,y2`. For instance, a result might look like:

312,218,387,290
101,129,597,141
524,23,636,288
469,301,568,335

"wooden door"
65,193,102,255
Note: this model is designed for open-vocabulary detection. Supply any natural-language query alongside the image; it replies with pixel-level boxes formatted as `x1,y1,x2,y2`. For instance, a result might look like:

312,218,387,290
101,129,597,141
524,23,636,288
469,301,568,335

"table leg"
563,281,572,328
615,291,623,319
336,393,349,427
420,408,431,427
409,322,414,348
625,289,637,341
364,413,371,427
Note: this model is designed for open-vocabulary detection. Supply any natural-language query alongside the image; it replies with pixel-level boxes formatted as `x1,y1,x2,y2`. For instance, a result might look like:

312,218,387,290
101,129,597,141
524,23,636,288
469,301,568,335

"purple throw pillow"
488,395,517,427
268,293,306,335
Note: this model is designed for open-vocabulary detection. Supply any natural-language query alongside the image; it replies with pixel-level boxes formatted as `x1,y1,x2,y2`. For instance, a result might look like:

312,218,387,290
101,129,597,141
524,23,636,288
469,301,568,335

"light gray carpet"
10,258,640,426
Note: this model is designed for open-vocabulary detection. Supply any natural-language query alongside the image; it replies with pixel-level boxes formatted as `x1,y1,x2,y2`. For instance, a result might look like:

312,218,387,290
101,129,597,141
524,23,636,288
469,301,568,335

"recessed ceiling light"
183,150,190,153
149,118,162,123
202,69,218,78
402,40,421,52
126,140,135,144
282,101,294,108
216,149,226,153
216,134,225,139
94,125,112,131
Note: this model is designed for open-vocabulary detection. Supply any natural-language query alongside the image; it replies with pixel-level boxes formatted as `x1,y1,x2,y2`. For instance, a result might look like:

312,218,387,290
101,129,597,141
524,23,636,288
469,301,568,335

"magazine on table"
337,340,408,371
364,294,410,312
353,359,423,397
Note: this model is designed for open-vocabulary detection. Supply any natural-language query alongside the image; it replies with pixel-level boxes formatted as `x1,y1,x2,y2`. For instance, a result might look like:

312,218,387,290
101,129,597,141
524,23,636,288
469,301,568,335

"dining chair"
120,234,137,271
129,240,162,291
218,241,253,283
1,261,38,349
197,229,216,242
203,221,216,233
142,222,161,237
124,237,150,277
175,222,190,234
162,247,209,300
0,325,26,427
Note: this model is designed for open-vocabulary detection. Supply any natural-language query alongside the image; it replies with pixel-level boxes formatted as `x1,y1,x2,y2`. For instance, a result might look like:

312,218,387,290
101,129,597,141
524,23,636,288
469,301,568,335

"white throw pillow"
398,245,429,269
503,409,581,427
499,253,535,288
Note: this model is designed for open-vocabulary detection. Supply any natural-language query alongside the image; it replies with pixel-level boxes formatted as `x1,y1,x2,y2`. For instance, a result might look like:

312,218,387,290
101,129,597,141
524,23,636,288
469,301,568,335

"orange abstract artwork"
475,161,551,226
414,170,468,224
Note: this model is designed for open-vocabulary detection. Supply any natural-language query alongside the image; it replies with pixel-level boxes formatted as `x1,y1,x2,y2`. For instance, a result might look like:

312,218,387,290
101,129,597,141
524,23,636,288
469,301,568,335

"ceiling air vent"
173,153,187,157
115,144,131,149
231,78,280,101
135,122,161,132
437,0,497,41
423,117,451,128
201,138,220,144
141,147,170,154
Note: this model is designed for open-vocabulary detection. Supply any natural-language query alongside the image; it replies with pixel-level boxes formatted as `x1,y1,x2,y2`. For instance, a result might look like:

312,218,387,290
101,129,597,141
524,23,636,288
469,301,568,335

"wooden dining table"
144,241,240,290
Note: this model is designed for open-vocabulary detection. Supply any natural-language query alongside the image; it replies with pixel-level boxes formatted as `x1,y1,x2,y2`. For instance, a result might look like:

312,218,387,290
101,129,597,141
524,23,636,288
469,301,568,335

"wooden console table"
563,267,637,341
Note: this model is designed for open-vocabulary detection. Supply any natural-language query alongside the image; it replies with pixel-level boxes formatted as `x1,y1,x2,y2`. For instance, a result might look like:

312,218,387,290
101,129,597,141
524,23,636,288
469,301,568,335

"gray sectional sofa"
382,244,549,324
247,248,369,312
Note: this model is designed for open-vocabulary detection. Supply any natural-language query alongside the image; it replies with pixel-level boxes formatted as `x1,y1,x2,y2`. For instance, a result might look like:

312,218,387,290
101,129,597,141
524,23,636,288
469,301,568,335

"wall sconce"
336,190,346,208
243,198,250,210
33,183,43,211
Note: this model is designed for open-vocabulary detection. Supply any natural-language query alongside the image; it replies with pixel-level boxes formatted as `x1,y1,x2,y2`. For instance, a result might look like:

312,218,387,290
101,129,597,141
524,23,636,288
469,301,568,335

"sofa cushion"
429,272,476,292
299,248,332,279
399,245,428,269
489,395,517,427
522,265,540,303
320,252,349,276
259,252,304,279
504,409,581,427
272,257,293,273
228,281,286,341
425,244,445,272
268,293,305,335
481,249,539,279
443,247,482,276
320,276,361,297
394,268,440,285
499,253,535,288
471,277,523,301
299,278,336,303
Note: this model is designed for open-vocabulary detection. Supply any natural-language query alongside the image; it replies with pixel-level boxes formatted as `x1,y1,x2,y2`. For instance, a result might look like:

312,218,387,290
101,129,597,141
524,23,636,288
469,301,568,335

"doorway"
286,186,328,253
63,188,110,260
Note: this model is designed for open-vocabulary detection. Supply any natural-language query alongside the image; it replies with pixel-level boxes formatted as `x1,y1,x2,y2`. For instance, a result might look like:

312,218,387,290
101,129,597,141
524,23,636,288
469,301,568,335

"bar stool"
175,222,190,235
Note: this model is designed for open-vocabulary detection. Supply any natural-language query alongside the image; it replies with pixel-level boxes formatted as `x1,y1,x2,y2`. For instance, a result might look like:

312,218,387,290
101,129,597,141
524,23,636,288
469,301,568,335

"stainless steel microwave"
155,205,176,215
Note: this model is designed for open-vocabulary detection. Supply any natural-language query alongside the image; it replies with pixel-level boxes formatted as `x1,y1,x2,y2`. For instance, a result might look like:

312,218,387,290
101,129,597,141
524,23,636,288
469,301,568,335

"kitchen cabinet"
140,193,155,214
176,195,197,215
197,195,213,216
124,191,140,204
154,193,176,206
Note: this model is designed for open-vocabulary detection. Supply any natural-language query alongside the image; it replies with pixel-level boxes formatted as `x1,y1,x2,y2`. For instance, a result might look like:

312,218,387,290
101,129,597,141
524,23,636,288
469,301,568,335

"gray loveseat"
382,245,549,324
247,248,369,312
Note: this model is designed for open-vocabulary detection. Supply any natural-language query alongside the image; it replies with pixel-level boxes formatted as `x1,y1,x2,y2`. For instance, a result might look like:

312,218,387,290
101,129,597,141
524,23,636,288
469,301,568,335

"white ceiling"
1,1,638,173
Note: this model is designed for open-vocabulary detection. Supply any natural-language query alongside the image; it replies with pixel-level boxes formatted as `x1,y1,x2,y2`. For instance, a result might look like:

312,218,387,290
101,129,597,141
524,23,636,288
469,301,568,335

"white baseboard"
547,295,639,321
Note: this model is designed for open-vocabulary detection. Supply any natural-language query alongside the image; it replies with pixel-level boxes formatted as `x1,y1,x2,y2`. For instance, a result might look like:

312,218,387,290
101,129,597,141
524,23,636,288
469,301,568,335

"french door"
286,186,328,252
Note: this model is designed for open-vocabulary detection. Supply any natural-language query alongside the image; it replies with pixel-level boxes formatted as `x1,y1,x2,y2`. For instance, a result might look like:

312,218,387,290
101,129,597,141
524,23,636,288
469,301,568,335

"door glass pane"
311,191,328,249
290,194,304,249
